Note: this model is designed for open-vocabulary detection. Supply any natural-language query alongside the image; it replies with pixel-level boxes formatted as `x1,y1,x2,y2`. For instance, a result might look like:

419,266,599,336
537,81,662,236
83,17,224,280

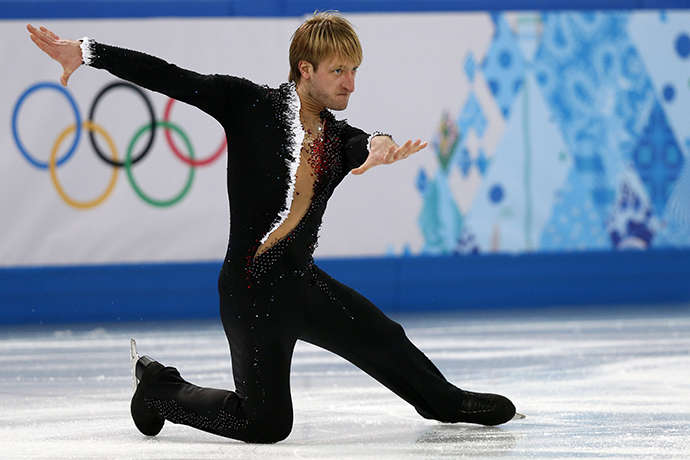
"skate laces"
459,391,498,414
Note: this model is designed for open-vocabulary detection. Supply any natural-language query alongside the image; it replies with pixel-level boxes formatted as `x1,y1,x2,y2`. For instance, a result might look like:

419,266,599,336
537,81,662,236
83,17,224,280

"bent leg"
136,332,295,444
133,270,299,444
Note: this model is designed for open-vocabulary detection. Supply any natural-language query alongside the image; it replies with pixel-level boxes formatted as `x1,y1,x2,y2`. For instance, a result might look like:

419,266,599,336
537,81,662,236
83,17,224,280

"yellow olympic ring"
49,121,119,209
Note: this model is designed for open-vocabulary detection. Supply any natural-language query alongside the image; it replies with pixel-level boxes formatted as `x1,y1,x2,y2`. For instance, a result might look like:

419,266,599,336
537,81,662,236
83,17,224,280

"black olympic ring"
88,81,156,167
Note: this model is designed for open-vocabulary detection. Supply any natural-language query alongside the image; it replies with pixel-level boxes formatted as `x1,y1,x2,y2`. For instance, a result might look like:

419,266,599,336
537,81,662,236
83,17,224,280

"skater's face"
299,55,358,111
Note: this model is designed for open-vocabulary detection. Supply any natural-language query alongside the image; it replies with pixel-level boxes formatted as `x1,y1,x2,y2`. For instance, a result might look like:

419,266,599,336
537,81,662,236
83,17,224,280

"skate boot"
130,339,165,436
457,390,524,426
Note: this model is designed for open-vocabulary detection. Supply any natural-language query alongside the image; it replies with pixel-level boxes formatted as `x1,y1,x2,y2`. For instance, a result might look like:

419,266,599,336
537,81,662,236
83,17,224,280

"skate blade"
512,412,526,420
130,339,139,394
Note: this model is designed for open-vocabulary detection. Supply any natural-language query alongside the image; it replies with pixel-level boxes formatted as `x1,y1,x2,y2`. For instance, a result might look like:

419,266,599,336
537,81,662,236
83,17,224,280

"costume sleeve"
80,38,254,120
341,124,370,171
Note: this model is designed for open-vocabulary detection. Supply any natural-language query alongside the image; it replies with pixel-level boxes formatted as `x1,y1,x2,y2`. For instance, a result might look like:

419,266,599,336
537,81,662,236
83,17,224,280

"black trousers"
141,262,469,443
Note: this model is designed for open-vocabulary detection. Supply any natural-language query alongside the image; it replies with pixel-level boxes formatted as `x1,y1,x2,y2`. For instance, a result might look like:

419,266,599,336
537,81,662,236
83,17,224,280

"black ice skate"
130,339,166,436
457,390,525,426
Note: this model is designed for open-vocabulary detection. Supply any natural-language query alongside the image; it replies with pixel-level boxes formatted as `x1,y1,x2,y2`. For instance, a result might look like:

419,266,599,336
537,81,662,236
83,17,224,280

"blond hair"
288,11,363,83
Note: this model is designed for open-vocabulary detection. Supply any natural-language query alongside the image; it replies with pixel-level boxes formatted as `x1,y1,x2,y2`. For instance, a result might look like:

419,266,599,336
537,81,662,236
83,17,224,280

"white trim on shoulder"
259,83,304,246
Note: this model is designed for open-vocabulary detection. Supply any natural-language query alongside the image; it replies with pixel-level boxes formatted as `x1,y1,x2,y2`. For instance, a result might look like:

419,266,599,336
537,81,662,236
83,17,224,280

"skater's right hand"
27,24,83,87
351,137,427,175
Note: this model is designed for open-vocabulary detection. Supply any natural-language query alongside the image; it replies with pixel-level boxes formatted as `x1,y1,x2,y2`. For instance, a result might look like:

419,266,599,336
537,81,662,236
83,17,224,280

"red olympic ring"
163,98,227,166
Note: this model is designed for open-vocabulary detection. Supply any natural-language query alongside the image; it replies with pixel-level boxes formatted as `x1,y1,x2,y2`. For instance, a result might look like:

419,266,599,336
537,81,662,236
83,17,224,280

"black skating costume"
81,39,515,443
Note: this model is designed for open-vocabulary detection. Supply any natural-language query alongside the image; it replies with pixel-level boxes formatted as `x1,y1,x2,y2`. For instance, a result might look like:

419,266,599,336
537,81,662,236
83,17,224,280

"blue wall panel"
0,263,222,324
2,250,689,325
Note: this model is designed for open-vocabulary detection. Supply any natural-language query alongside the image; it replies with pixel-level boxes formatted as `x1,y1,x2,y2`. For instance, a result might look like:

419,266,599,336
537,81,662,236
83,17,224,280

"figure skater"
27,12,519,443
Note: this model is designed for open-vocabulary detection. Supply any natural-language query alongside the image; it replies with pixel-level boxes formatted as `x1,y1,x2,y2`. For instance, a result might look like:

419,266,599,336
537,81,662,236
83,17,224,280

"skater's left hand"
351,136,427,175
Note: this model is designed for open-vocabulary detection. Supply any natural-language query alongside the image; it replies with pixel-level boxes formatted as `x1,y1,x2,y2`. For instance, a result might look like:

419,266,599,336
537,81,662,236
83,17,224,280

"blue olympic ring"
12,81,82,169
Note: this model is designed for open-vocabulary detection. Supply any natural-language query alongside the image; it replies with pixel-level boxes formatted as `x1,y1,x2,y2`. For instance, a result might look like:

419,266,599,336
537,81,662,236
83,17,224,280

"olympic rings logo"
11,81,226,209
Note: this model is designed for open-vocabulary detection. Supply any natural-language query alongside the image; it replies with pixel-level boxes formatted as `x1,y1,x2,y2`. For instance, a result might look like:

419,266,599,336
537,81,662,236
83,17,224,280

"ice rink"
1,305,689,459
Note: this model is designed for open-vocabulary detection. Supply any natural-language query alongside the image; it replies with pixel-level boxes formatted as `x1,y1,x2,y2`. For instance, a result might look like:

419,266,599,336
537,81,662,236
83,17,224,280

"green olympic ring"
125,120,195,207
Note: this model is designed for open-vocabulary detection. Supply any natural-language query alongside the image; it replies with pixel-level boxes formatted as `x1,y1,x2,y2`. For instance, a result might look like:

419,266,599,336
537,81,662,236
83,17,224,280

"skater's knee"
255,426,291,443
240,413,292,443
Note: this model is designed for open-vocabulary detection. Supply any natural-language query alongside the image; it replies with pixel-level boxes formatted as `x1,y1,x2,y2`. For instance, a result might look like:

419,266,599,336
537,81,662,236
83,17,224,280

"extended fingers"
28,25,67,51
40,26,58,38
29,32,54,57
411,140,428,155
381,140,408,163
390,139,427,162
28,25,50,44
28,25,56,55
34,25,58,40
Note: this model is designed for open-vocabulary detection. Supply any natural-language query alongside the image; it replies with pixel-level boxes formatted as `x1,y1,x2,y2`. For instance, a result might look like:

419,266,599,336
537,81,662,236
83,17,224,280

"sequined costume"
82,39,516,443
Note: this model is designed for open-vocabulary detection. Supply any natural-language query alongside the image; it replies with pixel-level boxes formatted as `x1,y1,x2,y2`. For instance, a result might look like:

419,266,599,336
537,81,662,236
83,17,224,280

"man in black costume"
28,12,518,443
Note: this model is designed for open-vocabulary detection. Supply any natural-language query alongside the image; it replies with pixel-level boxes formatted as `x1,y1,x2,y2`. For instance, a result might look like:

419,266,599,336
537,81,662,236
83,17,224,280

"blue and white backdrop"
2,8,690,322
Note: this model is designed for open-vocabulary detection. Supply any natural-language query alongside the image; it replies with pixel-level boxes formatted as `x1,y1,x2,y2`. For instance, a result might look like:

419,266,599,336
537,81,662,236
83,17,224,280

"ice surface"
1,306,689,459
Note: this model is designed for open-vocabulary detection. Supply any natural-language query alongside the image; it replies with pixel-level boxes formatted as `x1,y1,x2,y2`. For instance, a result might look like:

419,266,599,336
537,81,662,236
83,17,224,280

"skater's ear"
298,60,315,81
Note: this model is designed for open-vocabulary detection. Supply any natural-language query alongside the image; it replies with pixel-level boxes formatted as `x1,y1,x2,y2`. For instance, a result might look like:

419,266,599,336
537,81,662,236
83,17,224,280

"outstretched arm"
27,24,82,86
350,135,427,175
26,25,247,120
